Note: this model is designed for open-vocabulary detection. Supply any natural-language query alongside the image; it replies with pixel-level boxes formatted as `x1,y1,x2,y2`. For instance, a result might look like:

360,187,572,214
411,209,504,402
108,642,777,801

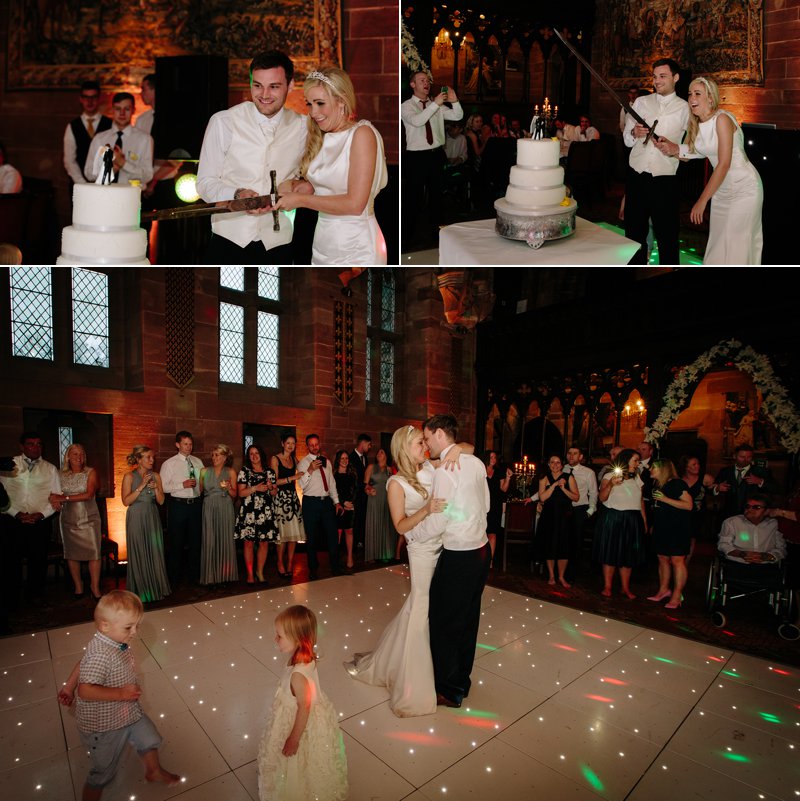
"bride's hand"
426,496,447,515
441,444,462,471
292,179,315,195
274,193,301,212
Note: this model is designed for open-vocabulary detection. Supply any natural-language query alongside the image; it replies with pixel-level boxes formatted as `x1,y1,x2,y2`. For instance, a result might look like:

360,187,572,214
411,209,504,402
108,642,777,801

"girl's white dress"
694,109,763,265
258,660,348,801
344,465,441,717
305,120,388,266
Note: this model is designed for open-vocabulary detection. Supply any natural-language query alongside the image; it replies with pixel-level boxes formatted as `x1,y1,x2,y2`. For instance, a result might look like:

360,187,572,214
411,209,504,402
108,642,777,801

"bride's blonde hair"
299,66,357,178
686,76,720,154
390,425,428,500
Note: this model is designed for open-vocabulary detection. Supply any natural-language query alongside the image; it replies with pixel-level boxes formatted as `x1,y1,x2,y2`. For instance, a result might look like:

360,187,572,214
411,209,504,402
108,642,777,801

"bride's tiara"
306,70,336,89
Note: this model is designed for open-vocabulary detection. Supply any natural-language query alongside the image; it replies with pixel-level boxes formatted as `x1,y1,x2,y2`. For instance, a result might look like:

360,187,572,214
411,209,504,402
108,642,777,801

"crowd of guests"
0,429,404,620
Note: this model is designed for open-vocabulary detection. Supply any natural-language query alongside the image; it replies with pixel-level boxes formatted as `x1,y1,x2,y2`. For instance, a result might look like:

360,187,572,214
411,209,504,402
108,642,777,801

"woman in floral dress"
235,444,277,584
270,433,305,579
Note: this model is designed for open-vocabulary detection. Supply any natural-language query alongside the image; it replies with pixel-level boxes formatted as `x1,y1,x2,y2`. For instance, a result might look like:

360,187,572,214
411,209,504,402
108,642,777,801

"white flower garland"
644,338,800,452
401,18,430,75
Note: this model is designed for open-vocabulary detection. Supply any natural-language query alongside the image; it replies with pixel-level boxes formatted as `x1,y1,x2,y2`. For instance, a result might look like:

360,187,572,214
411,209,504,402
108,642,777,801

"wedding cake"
57,184,150,265
494,138,578,248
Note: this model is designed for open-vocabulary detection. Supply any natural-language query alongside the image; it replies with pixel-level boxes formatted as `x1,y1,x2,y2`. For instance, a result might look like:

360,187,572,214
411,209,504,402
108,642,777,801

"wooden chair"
502,500,536,572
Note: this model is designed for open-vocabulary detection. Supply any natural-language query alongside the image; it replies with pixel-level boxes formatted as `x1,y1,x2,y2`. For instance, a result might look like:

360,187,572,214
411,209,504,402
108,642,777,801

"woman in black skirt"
594,449,647,599
333,450,358,572
647,459,693,609
536,454,579,587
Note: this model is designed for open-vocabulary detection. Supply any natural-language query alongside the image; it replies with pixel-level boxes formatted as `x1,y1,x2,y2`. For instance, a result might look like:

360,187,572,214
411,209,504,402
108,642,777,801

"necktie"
86,118,95,138
113,131,123,182
421,100,433,145
24,458,38,470
320,462,329,493
736,468,743,483
187,457,196,495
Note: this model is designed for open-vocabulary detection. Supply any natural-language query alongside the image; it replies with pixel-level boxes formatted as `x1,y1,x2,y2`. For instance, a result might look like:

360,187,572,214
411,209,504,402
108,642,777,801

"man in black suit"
713,443,778,521
350,433,372,550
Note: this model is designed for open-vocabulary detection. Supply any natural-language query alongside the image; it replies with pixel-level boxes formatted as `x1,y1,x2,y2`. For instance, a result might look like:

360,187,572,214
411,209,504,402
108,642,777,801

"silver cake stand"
494,197,578,249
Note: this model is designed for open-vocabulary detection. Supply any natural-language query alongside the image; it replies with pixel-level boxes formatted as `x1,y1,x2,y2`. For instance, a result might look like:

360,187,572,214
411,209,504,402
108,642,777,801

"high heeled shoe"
664,599,682,609
647,591,671,602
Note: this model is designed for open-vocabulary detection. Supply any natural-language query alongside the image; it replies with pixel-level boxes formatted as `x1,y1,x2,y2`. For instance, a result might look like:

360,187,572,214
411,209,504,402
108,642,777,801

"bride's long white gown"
306,119,388,266
344,466,440,717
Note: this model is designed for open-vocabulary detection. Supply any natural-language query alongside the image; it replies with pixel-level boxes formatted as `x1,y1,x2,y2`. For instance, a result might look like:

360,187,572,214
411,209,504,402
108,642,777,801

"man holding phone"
298,434,343,580
401,71,463,250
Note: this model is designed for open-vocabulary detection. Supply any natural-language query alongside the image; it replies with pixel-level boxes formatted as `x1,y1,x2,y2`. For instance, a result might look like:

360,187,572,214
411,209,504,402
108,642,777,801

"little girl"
258,605,348,801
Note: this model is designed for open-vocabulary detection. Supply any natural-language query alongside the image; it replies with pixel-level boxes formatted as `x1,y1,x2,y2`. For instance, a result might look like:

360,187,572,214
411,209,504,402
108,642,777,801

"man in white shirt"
576,114,601,141
297,434,343,580
415,414,490,709
0,142,22,194
0,432,61,603
160,430,204,585
63,80,113,185
197,50,308,265
85,92,154,186
401,72,463,250
623,58,689,265
564,446,598,577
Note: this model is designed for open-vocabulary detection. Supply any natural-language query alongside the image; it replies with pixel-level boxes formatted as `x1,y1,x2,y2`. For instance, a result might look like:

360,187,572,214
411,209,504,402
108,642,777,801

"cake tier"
71,183,143,229
508,165,564,188
60,226,148,264
516,138,560,168
505,185,567,208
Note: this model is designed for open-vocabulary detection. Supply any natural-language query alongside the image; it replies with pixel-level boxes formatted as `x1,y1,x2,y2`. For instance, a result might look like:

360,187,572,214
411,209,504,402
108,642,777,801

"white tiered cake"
494,138,578,248
57,184,150,265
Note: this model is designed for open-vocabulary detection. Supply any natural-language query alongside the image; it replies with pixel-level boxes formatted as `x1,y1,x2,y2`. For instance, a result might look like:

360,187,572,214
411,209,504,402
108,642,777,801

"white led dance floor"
1,565,798,800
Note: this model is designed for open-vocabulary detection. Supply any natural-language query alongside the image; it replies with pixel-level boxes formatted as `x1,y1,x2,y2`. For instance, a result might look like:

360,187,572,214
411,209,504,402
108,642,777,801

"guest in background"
646,459,693,609
576,114,600,141
401,71,463,250
365,448,396,563
536,455,580,587
713,443,777,521
594,449,646,599
564,445,598,580
619,85,640,134
679,455,715,562
768,482,800,631
271,433,305,579
200,445,238,586
63,80,112,185
136,73,180,204
333,450,358,572
508,119,525,139
121,445,170,603
484,451,513,561
445,122,468,166
160,431,204,585
235,444,277,584
349,434,371,551
0,142,22,194
655,76,764,264
464,114,488,170
49,444,103,600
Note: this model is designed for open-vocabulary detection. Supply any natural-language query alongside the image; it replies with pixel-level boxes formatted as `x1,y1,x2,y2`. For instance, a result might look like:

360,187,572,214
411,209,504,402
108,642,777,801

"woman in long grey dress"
121,444,171,603
364,448,396,562
200,444,238,585
49,443,103,600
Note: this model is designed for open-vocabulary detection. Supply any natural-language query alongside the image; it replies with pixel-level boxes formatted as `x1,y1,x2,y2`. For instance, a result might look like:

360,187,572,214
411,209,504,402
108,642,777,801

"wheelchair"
706,552,799,640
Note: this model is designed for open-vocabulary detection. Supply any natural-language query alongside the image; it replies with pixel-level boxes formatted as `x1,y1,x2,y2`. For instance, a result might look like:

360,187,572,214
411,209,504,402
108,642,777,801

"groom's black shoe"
436,692,461,709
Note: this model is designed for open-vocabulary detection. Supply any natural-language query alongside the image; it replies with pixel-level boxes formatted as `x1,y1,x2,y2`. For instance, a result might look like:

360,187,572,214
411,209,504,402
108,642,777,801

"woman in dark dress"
484,451,513,561
647,459,693,609
333,450,358,572
536,455,579,587
235,444,277,584
679,455,715,563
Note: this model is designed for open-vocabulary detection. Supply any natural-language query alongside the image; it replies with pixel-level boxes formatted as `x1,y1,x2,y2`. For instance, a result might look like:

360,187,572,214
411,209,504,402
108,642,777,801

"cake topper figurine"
101,145,114,185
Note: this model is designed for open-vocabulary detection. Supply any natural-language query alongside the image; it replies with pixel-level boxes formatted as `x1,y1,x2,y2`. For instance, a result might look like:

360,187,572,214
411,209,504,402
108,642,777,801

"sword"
141,192,279,222
552,28,660,144
269,170,280,232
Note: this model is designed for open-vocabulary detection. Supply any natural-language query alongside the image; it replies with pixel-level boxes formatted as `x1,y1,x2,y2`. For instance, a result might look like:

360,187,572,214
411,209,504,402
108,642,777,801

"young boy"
58,590,180,801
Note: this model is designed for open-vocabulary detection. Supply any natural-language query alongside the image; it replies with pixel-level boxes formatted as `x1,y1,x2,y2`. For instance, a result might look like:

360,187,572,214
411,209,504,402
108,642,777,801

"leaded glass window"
10,267,53,360
58,427,74,467
380,271,395,332
219,302,244,383
365,336,372,401
258,267,280,300
72,268,109,367
366,269,373,327
257,311,279,388
379,341,394,403
220,266,245,291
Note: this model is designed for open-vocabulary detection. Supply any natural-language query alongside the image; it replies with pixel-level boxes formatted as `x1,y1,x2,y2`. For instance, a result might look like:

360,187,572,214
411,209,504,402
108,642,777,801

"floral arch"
644,339,800,453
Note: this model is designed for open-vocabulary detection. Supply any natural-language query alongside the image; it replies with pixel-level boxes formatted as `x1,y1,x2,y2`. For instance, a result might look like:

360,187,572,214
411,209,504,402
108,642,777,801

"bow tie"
119,643,129,651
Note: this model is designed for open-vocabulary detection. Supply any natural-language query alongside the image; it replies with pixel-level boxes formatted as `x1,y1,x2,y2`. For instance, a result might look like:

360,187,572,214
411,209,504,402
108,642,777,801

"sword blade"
552,28,656,137
142,193,276,222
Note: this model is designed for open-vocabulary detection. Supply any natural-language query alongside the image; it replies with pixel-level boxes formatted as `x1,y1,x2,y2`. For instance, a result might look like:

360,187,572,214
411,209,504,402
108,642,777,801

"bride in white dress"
275,66,388,265
656,76,763,264
344,425,455,717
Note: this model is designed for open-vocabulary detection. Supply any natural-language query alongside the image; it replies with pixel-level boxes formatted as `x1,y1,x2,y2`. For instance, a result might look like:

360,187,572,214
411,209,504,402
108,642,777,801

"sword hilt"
269,170,280,232
644,119,659,145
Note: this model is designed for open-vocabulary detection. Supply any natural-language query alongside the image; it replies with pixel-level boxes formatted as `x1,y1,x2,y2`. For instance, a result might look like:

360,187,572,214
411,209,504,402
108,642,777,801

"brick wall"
3,268,476,558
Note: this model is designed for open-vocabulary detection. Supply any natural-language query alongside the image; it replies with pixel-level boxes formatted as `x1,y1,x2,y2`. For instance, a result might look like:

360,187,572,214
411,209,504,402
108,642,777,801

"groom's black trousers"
429,542,491,704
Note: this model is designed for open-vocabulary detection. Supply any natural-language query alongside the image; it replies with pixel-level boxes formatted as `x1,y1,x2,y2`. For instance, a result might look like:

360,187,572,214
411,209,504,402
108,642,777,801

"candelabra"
530,96,559,140
513,455,536,498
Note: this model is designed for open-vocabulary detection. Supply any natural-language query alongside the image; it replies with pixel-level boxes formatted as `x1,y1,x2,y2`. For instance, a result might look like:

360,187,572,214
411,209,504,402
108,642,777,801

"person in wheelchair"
718,493,786,581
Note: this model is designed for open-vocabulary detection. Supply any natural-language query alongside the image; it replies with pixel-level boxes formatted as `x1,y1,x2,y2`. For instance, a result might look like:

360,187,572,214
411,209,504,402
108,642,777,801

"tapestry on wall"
600,0,764,87
7,0,342,90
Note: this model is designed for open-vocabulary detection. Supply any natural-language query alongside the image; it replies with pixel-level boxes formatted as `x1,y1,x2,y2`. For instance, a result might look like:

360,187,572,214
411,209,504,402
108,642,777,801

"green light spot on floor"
652,656,675,664
759,712,781,723
721,752,751,763
720,670,739,677
476,643,497,651
580,764,605,792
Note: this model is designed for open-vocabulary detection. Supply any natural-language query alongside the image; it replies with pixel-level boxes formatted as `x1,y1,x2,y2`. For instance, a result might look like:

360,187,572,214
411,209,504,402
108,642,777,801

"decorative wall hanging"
333,300,354,407
644,339,800,452
7,0,342,90
600,0,764,87
165,268,195,391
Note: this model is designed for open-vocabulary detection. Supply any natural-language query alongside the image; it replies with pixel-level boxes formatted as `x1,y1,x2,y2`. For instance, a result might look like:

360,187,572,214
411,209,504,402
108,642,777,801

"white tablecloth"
438,217,640,265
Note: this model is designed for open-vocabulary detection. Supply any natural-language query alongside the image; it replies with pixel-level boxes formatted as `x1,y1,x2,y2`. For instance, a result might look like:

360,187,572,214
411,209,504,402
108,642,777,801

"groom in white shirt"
419,414,490,708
